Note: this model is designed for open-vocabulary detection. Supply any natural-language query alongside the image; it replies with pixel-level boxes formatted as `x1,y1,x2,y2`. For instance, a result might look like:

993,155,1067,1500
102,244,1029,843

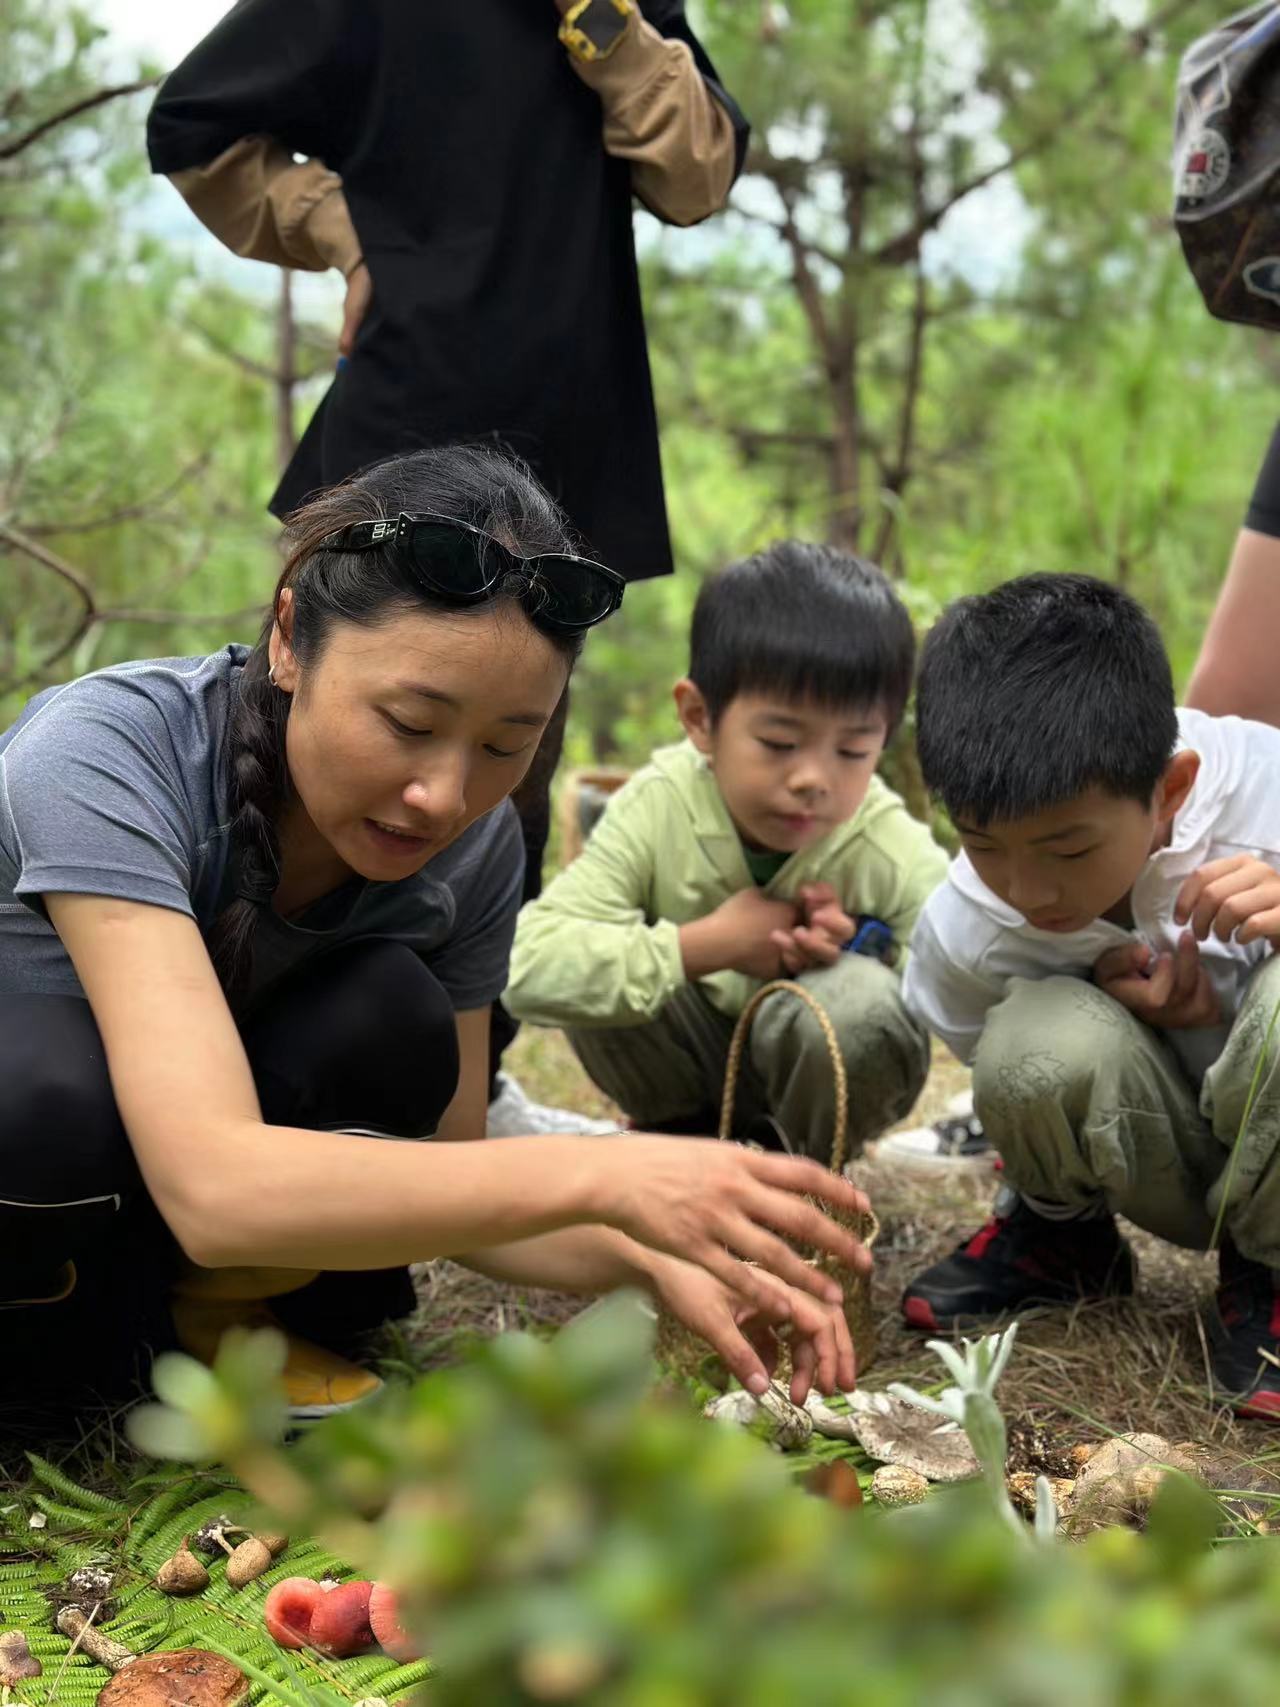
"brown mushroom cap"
0,1629,43,1686
98,1651,249,1707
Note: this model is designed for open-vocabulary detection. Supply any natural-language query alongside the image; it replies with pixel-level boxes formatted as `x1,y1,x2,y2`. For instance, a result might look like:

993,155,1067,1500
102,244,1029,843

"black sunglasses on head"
314,512,624,634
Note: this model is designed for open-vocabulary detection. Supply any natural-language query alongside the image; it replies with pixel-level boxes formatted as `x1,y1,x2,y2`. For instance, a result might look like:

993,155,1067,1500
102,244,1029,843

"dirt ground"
407,1029,1280,1472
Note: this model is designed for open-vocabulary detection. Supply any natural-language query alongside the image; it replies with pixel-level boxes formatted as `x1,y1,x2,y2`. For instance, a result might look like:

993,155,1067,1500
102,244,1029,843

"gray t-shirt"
0,647,524,1008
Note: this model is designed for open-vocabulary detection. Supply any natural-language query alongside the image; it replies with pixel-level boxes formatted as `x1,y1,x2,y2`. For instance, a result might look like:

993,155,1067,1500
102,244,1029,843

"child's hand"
1174,854,1280,948
681,888,799,981
1092,933,1220,1030
769,882,856,974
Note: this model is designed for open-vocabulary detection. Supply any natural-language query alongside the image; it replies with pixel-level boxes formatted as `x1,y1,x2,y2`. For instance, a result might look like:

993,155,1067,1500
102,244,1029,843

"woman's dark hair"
916,572,1178,825
209,444,582,1003
689,540,916,734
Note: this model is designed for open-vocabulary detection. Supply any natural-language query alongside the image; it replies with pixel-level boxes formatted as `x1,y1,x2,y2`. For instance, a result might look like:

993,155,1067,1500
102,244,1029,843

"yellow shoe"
171,1292,383,1419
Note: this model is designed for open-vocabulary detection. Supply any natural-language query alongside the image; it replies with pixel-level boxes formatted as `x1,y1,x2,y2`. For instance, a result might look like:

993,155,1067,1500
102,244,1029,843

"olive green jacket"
506,739,948,1029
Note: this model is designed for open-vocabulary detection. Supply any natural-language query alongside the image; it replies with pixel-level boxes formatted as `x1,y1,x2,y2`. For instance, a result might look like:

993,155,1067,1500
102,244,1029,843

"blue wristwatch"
842,917,895,963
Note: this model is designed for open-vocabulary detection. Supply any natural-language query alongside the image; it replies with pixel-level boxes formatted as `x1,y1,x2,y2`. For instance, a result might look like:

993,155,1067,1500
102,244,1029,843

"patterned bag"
1174,5,1280,328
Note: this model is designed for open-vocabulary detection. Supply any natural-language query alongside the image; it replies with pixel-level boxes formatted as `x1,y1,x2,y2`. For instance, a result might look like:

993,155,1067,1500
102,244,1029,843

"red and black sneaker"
901,1189,1137,1332
1209,1237,1280,1419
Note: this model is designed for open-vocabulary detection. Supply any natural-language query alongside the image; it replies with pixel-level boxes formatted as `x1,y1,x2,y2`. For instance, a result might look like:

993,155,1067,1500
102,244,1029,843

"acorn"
155,1537,210,1598
225,1537,273,1589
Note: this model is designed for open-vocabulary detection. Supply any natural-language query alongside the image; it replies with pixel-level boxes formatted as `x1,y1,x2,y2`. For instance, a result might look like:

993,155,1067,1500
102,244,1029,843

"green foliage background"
2,0,1275,758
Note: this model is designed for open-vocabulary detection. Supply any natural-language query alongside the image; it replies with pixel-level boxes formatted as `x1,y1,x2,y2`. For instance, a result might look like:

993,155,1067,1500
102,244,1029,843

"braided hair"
209,444,583,1004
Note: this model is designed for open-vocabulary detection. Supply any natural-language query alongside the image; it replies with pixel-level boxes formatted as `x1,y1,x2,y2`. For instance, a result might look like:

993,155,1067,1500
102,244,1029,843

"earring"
268,665,278,687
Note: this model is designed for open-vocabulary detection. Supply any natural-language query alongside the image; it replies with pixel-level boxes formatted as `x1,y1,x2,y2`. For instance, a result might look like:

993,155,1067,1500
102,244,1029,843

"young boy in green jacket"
505,541,947,1160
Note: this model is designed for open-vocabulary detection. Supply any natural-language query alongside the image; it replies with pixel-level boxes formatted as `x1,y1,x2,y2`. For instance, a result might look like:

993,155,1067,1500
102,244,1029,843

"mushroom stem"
55,1608,137,1673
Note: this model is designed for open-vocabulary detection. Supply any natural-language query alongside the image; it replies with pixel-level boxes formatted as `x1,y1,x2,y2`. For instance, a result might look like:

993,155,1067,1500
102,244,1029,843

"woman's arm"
167,138,363,277
1185,527,1280,724
565,9,740,227
433,1006,492,1142
46,895,869,1304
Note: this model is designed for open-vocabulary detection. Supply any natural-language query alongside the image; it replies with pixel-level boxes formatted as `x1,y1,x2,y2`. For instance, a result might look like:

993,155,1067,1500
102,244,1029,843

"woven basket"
656,978,879,1383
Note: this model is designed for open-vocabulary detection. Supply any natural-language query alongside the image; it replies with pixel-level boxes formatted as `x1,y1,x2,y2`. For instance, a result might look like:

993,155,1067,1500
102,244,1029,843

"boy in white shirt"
902,572,1280,1418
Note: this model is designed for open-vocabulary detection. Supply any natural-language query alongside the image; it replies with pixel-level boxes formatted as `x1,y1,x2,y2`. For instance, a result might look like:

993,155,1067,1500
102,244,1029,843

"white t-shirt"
903,708,1280,1082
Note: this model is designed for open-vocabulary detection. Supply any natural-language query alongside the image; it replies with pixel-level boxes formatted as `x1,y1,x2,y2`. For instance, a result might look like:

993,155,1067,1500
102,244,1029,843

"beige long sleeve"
570,12,738,226
166,13,736,266
168,136,364,277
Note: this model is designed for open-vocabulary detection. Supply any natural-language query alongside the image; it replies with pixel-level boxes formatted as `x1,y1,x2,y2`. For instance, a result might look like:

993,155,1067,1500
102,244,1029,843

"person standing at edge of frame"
145,0,749,1136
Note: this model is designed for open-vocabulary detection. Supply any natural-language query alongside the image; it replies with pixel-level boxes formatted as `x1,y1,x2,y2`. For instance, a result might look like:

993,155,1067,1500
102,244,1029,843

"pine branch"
871,0,1203,265
0,78,158,161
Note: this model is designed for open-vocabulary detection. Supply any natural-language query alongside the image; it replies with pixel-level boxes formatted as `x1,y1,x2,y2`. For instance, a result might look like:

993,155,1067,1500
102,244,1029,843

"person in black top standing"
147,0,749,1134
1187,427,1280,727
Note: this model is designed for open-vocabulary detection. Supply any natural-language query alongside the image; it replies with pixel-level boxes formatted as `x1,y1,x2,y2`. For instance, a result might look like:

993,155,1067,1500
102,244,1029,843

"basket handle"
718,978,849,1175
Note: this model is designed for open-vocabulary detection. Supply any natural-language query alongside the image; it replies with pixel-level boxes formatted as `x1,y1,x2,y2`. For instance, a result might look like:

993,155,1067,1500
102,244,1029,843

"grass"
5,1024,1280,1690
483,1028,1280,1475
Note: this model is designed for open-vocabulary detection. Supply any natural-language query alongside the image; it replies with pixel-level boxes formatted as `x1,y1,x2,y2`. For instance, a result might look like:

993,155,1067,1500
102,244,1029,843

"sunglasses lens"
405,521,500,598
400,520,619,632
531,558,620,631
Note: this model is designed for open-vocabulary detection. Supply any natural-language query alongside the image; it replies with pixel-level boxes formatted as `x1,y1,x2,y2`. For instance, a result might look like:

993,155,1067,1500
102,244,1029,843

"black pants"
1,941,459,1433
488,685,570,1087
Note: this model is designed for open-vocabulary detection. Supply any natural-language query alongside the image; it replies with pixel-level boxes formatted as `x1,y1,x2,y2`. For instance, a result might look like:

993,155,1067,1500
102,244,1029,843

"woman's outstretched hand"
593,1136,872,1315
646,1251,857,1402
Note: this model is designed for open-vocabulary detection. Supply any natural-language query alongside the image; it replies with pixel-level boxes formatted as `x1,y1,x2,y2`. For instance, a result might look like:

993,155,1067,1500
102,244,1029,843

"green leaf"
125,1404,212,1463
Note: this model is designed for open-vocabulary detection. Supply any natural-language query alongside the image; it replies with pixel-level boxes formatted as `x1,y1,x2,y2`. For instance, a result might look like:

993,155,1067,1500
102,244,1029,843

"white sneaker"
865,1090,994,1174
486,1073,621,1137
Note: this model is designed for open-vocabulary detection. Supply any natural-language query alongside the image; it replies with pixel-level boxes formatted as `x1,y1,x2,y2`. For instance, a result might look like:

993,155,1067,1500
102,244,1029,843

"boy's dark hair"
917,572,1178,824
689,541,915,732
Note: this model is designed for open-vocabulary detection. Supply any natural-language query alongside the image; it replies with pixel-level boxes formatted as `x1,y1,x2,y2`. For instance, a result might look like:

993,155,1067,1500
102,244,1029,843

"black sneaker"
901,1190,1136,1331
1208,1238,1280,1419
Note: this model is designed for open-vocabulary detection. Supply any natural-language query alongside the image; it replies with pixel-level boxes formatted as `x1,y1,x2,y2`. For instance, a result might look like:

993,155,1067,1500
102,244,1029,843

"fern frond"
26,1454,128,1515
126,1474,233,1549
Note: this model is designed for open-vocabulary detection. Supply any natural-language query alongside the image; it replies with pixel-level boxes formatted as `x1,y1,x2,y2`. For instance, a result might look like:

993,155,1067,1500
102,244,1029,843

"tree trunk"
276,270,297,473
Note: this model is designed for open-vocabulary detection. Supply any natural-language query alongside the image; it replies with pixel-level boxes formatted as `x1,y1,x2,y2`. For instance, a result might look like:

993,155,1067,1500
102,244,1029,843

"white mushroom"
703,1383,813,1449
802,1392,861,1441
